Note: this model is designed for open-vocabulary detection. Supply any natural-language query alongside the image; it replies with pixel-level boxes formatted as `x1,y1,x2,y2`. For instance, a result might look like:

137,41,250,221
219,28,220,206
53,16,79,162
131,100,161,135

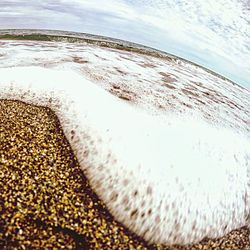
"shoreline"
0,30,249,248
0,99,249,249
0,28,247,92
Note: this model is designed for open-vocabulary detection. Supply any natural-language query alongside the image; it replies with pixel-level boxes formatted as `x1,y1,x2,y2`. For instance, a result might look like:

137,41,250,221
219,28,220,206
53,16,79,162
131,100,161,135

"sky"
0,0,249,89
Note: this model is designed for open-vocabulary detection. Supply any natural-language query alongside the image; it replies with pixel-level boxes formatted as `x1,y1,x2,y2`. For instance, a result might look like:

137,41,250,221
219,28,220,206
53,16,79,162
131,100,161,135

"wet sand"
0,99,249,249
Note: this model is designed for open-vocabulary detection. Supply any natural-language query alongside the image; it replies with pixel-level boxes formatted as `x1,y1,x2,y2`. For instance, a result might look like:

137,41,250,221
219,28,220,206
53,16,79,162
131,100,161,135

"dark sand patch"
114,67,127,76
0,100,249,249
109,85,137,102
181,88,200,98
139,62,157,68
159,72,177,83
162,83,176,90
72,56,89,64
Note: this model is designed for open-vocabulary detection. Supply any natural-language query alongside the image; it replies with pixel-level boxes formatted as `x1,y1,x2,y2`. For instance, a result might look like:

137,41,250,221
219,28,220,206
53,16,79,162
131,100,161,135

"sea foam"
0,66,249,245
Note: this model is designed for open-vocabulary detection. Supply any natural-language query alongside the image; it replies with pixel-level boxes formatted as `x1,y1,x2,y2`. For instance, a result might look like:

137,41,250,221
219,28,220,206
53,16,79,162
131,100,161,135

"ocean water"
0,0,249,89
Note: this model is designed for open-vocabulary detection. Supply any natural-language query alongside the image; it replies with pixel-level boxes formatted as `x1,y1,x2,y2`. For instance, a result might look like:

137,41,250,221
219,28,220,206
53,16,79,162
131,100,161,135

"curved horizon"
0,27,246,90
0,0,249,89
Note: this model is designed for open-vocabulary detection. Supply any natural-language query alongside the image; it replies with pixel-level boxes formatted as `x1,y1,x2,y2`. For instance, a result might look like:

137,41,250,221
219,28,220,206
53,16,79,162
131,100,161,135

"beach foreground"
0,99,249,249
0,30,249,248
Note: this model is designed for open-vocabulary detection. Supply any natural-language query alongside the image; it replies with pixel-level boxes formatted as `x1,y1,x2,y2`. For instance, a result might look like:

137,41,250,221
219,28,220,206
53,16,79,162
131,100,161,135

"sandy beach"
0,99,249,249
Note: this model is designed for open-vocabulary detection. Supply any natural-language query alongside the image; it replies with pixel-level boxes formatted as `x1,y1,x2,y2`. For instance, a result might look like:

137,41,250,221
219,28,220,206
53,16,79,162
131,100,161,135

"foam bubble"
0,66,249,245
